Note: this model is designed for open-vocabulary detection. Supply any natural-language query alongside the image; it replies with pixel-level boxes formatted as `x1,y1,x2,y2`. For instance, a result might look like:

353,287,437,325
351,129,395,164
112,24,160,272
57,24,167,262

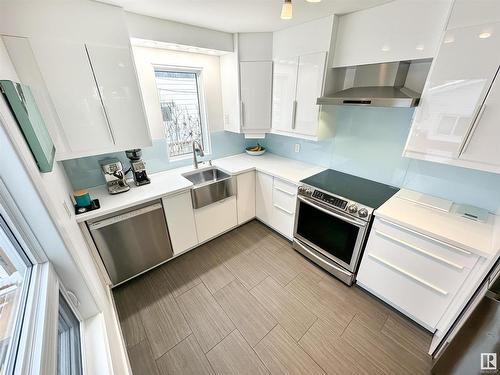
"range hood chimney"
317,59,431,108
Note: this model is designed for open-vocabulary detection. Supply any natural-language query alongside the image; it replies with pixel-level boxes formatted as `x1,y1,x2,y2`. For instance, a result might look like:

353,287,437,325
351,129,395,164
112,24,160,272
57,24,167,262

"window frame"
0,180,84,375
0,215,33,375
152,64,211,161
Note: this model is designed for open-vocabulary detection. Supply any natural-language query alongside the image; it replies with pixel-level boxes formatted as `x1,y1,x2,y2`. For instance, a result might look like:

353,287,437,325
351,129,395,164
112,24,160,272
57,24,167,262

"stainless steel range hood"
317,60,431,108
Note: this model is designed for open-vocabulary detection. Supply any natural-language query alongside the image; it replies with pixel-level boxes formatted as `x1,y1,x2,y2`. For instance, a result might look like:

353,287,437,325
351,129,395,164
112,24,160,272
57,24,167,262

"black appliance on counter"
293,169,399,285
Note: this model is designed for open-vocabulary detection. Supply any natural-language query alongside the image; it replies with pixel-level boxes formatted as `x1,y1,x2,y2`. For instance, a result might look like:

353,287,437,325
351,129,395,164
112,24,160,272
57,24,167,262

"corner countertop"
375,189,500,259
75,153,326,223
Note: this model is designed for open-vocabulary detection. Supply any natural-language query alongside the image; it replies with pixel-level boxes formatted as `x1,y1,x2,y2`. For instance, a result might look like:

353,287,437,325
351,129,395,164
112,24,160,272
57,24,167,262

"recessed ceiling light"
281,0,293,20
415,45,425,51
443,36,455,44
381,45,390,52
479,32,491,39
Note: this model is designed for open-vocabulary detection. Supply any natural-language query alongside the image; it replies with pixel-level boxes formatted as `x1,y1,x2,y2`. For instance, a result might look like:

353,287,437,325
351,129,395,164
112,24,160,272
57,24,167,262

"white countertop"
375,189,500,259
75,153,325,223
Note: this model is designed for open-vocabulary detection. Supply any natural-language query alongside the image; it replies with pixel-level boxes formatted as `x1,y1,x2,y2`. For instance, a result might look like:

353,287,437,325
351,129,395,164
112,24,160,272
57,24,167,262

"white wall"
126,11,233,52
132,46,225,139
0,22,130,375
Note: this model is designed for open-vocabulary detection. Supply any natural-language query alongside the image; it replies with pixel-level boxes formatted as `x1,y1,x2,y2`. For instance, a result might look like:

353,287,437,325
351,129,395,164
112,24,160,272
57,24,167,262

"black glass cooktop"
301,169,399,209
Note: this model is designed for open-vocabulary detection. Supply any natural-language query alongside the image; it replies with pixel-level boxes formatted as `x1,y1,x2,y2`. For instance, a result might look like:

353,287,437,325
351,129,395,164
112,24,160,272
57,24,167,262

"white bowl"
245,149,266,156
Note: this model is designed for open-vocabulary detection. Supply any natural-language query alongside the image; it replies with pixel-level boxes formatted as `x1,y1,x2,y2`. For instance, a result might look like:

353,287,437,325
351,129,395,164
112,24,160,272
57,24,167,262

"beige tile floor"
113,220,432,375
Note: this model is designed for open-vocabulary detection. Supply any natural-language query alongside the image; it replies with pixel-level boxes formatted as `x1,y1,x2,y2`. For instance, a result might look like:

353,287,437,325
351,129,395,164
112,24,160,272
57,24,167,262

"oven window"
296,201,361,265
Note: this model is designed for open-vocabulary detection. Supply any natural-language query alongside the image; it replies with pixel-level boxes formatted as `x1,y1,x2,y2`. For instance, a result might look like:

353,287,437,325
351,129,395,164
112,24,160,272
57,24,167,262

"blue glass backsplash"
244,107,500,213
64,108,500,212
63,130,246,190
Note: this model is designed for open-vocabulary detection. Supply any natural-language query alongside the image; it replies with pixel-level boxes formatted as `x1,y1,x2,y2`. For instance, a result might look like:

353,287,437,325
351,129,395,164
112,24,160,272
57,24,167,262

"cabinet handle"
85,45,116,145
240,101,245,128
375,230,464,270
377,218,472,255
459,104,486,157
100,101,116,145
291,100,297,129
273,204,294,215
274,186,295,196
368,253,449,296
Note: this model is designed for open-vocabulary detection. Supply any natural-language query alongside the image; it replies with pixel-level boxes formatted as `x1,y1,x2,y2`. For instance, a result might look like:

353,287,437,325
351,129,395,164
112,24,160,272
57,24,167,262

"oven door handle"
297,196,367,228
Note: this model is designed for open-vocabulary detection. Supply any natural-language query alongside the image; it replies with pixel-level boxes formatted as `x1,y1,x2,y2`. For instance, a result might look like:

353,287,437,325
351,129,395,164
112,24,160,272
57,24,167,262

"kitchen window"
0,215,31,374
57,292,82,375
154,68,209,159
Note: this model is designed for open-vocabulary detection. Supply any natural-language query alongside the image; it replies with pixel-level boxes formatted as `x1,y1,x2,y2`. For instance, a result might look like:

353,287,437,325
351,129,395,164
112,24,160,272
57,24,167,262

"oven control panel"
312,190,348,210
298,185,372,220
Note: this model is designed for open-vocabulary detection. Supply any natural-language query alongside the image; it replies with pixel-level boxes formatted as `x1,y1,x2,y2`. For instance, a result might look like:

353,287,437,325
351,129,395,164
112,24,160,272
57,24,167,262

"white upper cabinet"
272,52,327,139
271,16,334,140
239,61,272,133
221,33,273,136
271,57,298,133
85,44,151,151
459,71,500,169
332,0,452,67
4,37,151,160
404,19,500,174
294,52,327,136
28,39,116,157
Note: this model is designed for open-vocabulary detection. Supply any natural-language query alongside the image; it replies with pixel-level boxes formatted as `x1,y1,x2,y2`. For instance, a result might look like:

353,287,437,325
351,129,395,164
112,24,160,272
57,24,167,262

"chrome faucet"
192,140,205,169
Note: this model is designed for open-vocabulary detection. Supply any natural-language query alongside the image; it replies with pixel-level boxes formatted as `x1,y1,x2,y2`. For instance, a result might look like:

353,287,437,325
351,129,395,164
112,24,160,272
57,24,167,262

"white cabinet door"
255,171,273,226
86,44,151,149
236,171,256,224
29,38,114,155
294,52,327,136
239,61,272,133
272,57,298,132
194,197,238,243
459,72,500,168
404,23,500,159
162,192,198,255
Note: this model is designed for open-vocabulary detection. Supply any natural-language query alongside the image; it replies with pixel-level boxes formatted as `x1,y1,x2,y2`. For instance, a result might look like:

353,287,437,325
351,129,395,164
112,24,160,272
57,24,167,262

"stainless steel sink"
182,167,236,209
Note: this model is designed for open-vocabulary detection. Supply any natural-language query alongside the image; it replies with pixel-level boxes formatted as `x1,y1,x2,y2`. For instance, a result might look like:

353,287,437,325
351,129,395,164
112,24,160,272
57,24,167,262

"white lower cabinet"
162,192,198,255
271,177,297,239
194,196,238,243
256,171,297,240
256,171,274,226
357,217,479,331
236,171,256,224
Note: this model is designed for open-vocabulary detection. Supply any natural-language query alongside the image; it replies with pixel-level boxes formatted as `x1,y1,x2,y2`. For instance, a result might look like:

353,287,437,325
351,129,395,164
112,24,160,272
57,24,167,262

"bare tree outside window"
154,70,206,158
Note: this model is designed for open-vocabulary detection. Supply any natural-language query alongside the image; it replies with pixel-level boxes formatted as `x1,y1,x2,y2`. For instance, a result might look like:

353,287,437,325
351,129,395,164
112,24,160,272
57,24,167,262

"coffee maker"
125,149,151,186
100,158,130,194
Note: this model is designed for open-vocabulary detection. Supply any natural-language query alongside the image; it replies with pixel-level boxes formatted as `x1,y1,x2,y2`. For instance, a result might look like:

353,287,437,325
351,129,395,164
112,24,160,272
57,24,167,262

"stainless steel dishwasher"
87,200,173,286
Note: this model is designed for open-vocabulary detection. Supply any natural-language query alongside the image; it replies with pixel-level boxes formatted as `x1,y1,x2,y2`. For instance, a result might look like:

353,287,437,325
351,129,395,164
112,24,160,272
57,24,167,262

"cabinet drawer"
271,205,295,240
373,218,479,269
272,186,296,215
194,197,237,243
357,254,452,330
365,228,471,296
273,178,297,196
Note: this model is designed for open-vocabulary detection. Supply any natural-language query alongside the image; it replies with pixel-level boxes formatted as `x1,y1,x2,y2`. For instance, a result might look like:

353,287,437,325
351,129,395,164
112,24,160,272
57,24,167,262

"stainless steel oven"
293,186,372,285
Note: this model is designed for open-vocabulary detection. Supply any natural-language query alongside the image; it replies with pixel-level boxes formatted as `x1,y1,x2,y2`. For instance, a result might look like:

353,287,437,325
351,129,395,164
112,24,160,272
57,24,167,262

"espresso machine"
125,149,151,186
100,158,130,194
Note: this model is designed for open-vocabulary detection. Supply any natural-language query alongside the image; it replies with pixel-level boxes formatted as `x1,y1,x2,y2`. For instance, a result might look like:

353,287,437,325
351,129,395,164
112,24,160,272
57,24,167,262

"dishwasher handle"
88,203,163,230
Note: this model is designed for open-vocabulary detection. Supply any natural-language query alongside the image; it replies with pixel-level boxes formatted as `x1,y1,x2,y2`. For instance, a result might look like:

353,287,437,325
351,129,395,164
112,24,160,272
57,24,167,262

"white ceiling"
98,0,392,33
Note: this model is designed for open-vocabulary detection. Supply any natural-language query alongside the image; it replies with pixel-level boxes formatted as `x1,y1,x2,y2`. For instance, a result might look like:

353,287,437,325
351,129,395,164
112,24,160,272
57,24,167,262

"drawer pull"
378,218,472,255
273,204,294,215
274,186,296,196
375,230,464,270
368,253,449,296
